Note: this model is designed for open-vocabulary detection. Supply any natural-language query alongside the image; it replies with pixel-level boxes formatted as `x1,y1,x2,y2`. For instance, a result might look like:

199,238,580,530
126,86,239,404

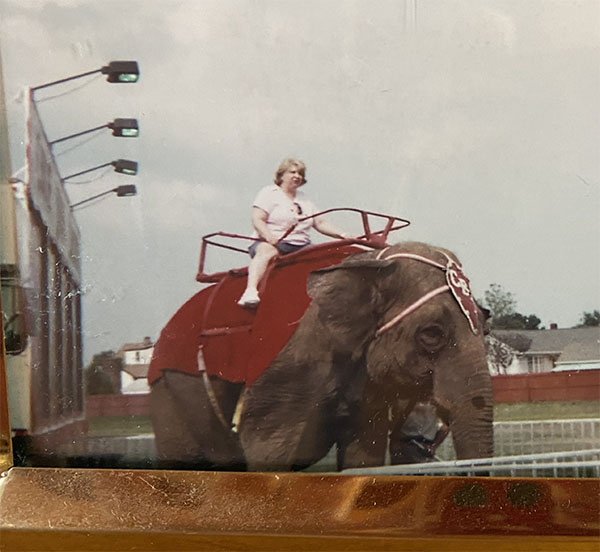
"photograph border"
1,330,599,549
1,4,599,547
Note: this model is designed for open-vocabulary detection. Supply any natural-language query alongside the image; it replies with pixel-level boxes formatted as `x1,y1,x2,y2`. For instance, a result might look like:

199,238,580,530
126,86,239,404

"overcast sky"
1,0,599,362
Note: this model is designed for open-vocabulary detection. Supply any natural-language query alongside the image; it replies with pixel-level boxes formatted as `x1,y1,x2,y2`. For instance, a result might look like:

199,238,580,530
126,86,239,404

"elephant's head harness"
374,248,480,337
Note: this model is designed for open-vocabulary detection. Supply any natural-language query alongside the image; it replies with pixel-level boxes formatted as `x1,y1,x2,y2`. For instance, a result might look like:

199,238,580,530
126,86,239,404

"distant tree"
481,284,541,330
578,310,600,327
84,350,121,395
524,314,542,330
494,332,532,352
483,283,517,323
494,313,541,330
85,366,115,395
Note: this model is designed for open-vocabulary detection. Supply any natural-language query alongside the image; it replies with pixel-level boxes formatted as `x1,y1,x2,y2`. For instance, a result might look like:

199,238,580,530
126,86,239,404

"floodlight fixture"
116,184,137,197
113,159,138,175
49,118,139,146
31,60,140,93
101,61,140,83
70,184,138,210
62,159,138,181
108,118,139,137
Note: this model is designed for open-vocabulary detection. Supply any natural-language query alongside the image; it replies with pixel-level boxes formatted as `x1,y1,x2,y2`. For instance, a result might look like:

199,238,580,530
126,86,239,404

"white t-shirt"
252,185,318,245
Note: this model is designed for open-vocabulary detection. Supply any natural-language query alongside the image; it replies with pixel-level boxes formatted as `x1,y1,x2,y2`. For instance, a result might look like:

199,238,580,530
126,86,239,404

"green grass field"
86,400,599,437
494,400,599,421
87,414,153,437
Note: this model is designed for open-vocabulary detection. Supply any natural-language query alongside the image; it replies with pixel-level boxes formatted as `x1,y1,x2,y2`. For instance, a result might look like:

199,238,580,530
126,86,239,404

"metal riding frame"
196,207,411,283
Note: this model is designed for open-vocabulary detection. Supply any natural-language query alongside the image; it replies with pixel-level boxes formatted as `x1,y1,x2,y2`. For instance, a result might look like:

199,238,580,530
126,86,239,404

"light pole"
30,60,139,94
70,184,137,210
62,159,138,181
49,118,139,146
3,58,142,463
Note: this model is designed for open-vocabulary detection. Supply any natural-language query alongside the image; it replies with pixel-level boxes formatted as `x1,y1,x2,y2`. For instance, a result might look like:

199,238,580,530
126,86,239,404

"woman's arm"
427,423,450,455
313,215,350,239
252,207,279,245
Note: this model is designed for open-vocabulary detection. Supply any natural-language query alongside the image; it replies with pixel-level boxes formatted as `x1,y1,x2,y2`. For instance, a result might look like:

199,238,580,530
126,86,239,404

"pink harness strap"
376,247,446,270
374,249,479,337
375,285,450,337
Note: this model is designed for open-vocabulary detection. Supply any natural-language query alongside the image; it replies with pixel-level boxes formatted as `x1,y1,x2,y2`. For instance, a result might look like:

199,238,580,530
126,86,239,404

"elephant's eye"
417,324,447,354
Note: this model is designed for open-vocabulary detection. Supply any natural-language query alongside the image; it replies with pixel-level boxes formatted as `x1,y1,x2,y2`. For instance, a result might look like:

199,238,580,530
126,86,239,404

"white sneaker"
237,288,260,308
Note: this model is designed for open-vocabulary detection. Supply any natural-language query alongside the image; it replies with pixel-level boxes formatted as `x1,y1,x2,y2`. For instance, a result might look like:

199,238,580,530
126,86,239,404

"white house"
117,336,154,394
553,341,600,372
492,326,600,375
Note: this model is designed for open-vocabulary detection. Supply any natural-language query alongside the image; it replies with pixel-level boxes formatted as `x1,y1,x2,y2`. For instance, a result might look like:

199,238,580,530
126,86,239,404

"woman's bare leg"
238,242,278,307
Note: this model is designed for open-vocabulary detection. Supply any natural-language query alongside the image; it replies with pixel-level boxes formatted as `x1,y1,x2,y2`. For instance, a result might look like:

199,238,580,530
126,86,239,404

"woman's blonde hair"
274,158,307,186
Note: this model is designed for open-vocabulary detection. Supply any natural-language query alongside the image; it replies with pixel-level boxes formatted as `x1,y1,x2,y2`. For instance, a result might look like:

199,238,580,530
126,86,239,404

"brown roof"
118,337,154,354
558,342,600,363
120,342,154,352
121,364,149,379
493,327,600,359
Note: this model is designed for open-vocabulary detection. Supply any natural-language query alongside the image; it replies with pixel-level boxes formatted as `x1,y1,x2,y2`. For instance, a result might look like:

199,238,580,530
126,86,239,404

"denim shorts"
248,241,308,258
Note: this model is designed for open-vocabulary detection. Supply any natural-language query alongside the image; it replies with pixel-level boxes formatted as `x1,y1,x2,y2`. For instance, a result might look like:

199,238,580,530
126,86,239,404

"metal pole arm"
70,188,117,210
49,124,108,146
62,162,113,181
30,68,102,92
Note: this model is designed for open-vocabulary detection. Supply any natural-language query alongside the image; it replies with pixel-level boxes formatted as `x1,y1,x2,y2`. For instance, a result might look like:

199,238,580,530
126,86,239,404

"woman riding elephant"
151,241,493,471
238,157,350,308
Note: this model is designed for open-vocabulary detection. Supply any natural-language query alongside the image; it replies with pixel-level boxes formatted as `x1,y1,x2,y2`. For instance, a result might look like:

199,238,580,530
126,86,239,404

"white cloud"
2,0,598,358
141,177,239,230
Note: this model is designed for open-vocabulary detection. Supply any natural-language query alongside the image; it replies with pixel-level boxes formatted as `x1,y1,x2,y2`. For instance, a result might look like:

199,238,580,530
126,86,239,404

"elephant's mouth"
413,375,433,401
392,373,433,403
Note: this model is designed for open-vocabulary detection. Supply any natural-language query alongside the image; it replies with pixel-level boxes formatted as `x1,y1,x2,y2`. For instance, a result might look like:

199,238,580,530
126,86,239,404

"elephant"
150,241,493,471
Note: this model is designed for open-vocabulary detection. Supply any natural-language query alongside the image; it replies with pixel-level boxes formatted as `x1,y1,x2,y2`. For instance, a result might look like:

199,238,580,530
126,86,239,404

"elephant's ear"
307,256,396,298
475,300,491,335
306,257,396,353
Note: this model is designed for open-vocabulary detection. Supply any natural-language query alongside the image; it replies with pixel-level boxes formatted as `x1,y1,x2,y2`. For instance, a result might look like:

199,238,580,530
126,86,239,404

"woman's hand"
252,207,279,246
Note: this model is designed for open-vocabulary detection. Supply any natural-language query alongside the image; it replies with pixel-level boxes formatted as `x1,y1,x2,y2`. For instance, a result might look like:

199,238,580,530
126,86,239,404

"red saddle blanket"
148,242,370,387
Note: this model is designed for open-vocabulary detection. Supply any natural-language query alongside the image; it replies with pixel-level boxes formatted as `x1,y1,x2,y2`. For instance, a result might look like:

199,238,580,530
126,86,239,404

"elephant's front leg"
240,417,313,471
337,382,390,469
238,362,338,471
150,371,246,470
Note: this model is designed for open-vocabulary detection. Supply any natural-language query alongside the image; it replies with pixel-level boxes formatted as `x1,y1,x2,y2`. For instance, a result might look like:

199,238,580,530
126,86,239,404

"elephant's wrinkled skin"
151,242,493,471
238,242,493,470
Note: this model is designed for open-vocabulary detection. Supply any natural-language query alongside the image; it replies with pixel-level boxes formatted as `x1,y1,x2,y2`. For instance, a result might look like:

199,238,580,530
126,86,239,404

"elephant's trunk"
435,358,494,460
448,391,494,460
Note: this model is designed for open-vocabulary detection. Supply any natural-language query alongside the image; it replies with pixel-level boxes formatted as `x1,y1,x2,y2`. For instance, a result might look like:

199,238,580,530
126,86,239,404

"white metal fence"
342,449,600,477
84,435,156,459
345,419,600,477
62,418,600,476
436,418,600,460
495,418,600,455
61,434,156,466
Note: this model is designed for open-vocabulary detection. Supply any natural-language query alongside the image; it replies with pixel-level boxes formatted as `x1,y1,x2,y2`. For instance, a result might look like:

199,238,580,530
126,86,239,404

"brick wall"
493,370,600,403
85,370,600,416
86,393,150,417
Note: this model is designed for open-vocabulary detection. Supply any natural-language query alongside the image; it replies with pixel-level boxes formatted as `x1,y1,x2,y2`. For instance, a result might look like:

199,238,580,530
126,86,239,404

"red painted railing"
196,207,410,283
